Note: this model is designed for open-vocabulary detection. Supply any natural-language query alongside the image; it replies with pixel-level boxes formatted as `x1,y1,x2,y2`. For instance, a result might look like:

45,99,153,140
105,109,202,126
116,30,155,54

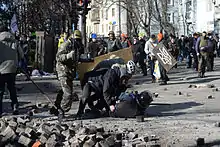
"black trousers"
159,63,169,82
77,83,108,115
207,52,214,71
0,73,18,115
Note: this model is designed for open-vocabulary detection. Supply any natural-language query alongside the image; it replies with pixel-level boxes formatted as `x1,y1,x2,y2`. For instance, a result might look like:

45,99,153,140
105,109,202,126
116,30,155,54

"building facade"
86,0,128,38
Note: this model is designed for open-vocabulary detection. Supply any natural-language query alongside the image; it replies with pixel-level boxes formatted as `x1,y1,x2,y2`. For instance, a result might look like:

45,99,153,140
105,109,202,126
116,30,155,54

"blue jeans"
186,52,192,68
149,58,155,80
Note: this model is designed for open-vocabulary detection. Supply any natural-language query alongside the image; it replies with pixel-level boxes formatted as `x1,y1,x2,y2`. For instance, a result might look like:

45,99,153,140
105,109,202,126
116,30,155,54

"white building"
86,0,128,38
196,0,215,32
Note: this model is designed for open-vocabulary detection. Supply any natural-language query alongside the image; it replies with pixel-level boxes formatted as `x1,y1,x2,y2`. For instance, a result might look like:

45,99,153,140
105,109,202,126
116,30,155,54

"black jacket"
88,66,121,105
87,41,103,57
132,40,146,63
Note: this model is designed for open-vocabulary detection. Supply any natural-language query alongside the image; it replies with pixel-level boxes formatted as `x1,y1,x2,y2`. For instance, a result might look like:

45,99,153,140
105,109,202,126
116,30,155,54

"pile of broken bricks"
0,116,161,147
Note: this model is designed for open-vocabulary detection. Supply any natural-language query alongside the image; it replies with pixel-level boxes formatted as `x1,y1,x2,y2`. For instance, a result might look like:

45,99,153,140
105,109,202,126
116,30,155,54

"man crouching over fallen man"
76,59,153,119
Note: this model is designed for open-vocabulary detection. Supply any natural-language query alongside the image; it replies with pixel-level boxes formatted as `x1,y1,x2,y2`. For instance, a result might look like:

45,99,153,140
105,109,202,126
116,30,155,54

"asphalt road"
3,58,220,146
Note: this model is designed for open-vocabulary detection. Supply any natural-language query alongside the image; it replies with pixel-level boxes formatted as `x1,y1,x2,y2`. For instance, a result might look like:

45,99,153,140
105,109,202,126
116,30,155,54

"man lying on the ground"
109,91,153,118
76,61,136,119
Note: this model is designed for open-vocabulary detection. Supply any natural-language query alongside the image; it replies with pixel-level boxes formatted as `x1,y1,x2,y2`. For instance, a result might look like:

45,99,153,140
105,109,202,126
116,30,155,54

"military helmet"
74,30,81,39
108,31,115,35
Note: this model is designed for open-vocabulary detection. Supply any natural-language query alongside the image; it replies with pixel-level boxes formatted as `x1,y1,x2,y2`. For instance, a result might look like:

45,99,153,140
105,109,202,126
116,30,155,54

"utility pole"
118,0,121,35
78,0,91,52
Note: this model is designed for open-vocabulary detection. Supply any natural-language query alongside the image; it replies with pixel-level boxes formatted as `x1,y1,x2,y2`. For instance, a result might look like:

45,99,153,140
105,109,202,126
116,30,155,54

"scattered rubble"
0,117,162,147
189,84,215,89
215,122,220,127
207,95,215,99
153,93,159,98
212,88,219,92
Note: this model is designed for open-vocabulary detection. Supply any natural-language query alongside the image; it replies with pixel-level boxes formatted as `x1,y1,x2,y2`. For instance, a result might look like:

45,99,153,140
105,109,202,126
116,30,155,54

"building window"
102,24,104,33
168,0,173,5
167,13,173,23
186,1,192,21
207,0,213,12
112,8,115,17
101,9,104,19
106,24,108,32
105,9,108,20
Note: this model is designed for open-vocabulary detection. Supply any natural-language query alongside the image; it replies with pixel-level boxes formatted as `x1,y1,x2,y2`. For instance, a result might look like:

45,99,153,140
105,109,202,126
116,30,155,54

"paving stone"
37,123,52,135
0,119,6,132
0,126,17,143
62,130,71,140
105,135,115,146
116,133,123,140
25,127,37,139
77,134,89,142
69,137,79,147
78,127,89,135
88,125,97,134
114,140,122,147
15,125,25,135
99,140,109,147
128,132,138,140
8,120,17,130
96,126,105,133
16,117,28,125
83,138,96,147
18,134,33,146
39,133,50,144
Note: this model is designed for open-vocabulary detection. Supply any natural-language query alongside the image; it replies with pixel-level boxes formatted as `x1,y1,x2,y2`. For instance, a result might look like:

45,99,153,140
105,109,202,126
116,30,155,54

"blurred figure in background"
87,33,104,58
132,36,147,76
121,33,131,49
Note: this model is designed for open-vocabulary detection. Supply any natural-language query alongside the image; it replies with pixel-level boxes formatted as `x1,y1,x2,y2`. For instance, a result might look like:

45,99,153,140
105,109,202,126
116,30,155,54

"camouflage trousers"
198,52,208,75
55,77,78,112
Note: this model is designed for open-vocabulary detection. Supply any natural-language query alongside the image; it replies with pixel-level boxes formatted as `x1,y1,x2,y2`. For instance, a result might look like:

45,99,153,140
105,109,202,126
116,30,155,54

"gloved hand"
197,53,200,56
67,50,75,60
110,105,115,112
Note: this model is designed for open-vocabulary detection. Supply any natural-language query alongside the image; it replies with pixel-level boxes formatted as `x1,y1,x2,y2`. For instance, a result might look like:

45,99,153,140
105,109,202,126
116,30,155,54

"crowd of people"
1,21,220,119
78,30,220,85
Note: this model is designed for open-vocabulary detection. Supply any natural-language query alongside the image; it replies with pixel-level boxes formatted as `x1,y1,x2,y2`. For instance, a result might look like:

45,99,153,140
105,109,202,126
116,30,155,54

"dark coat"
87,41,103,57
132,40,146,63
88,66,122,105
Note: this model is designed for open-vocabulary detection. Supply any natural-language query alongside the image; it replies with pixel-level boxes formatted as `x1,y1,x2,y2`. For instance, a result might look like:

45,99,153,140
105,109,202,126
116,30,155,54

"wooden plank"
152,43,177,72
77,47,133,81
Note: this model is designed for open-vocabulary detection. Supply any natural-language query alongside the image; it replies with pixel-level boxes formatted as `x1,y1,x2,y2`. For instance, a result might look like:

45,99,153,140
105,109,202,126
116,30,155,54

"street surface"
3,58,220,146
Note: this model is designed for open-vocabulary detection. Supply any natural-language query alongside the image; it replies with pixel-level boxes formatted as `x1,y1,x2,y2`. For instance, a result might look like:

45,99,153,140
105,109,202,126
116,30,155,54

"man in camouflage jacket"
55,30,83,115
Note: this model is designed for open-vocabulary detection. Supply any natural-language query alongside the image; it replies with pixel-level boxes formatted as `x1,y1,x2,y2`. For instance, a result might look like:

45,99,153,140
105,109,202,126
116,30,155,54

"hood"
0,31,15,42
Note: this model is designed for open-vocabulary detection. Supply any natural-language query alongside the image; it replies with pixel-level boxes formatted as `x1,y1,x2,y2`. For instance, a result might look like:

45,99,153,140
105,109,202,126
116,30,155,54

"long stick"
150,103,171,106
21,69,58,109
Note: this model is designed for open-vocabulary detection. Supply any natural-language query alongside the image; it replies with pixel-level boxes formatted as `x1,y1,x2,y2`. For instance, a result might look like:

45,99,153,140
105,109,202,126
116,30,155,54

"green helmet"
74,30,81,39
